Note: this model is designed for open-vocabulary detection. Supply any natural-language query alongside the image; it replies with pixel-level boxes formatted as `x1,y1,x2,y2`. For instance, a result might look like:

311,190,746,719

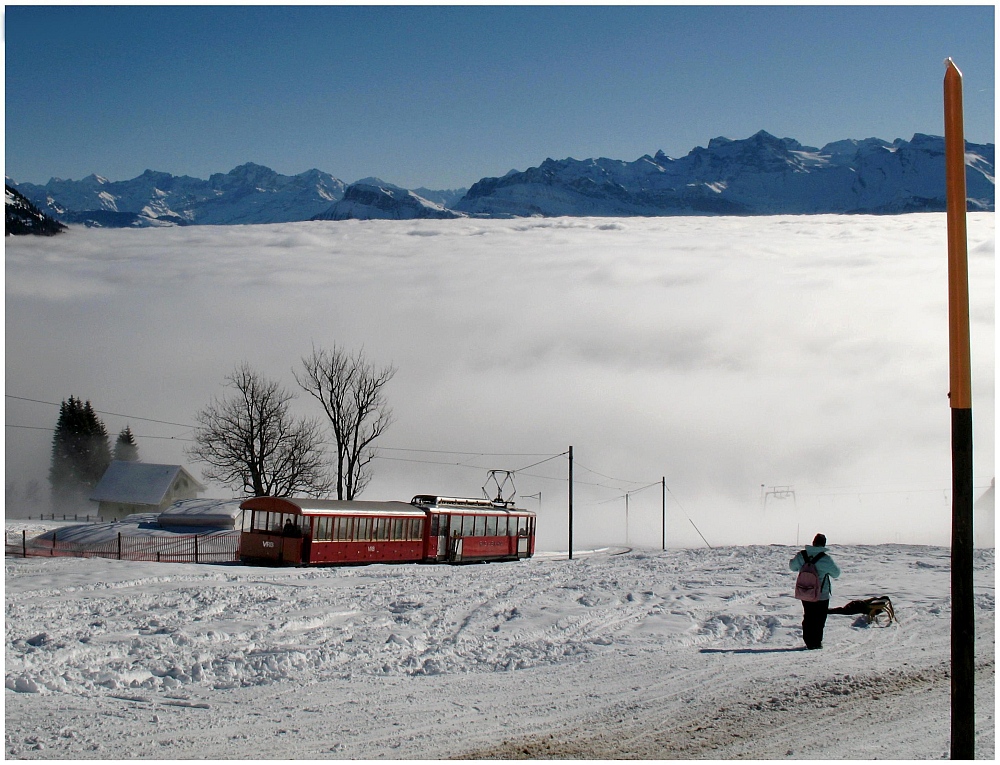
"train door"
449,514,470,562
430,513,451,561
516,515,532,559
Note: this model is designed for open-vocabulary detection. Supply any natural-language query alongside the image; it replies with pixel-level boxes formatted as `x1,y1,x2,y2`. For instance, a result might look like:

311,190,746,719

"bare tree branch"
188,362,332,498
295,345,396,500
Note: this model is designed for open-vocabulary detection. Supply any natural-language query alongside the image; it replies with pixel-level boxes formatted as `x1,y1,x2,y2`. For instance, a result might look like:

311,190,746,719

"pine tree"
114,426,140,462
79,401,111,484
49,397,112,508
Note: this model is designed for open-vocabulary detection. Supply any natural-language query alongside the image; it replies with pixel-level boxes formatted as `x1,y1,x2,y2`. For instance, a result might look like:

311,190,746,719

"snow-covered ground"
5,520,994,759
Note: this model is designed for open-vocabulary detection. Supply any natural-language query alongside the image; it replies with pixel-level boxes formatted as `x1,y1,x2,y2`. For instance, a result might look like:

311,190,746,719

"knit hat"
813,533,827,546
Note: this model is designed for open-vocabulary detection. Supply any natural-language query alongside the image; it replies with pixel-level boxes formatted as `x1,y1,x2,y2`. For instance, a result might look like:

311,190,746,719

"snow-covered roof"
89,461,205,506
158,498,244,528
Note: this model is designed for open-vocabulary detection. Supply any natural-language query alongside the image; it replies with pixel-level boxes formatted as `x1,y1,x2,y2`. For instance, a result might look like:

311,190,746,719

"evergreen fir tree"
114,426,140,462
80,401,111,483
49,397,112,507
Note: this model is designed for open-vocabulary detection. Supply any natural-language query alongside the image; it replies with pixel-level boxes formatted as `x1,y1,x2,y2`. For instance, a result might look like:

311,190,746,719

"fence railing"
5,529,241,564
19,513,105,523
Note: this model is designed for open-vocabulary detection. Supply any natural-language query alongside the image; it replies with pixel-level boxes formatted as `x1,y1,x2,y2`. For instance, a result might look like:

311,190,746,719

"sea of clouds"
5,214,994,549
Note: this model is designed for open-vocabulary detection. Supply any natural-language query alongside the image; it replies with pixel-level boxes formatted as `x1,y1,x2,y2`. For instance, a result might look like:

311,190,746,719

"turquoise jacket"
789,545,841,600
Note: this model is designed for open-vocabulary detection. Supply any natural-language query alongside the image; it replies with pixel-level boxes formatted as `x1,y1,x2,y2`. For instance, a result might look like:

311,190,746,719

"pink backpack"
794,551,827,601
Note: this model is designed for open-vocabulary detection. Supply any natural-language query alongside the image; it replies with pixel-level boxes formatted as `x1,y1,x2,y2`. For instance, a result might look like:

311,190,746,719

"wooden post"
944,57,974,761
117,532,122,561
22,529,27,558
568,446,574,560
194,534,199,563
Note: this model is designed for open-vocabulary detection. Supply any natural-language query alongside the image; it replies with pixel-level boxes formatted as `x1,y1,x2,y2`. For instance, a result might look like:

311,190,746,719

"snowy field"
4,519,994,760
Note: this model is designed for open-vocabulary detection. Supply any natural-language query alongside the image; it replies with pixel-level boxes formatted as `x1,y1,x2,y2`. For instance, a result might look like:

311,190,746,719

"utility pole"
661,477,666,551
625,492,630,545
944,57,974,761
568,445,574,560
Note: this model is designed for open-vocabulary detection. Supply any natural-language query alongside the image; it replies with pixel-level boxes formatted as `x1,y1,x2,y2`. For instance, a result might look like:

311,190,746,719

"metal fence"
22,513,106,523
5,529,242,564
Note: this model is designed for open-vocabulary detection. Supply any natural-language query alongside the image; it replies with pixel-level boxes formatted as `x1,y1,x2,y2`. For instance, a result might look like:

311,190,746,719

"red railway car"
238,495,536,566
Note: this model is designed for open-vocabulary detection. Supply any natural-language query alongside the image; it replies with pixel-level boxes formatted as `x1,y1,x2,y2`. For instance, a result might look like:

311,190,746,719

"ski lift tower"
761,485,797,513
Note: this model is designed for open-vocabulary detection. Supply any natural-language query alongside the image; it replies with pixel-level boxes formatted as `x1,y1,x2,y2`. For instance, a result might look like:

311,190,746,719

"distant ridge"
454,131,995,217
5,184,67,236
7,131,993,227
311,182,462,221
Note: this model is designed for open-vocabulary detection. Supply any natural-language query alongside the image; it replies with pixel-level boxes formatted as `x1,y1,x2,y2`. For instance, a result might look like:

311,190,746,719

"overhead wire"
5,394,195,429
664,482,712,549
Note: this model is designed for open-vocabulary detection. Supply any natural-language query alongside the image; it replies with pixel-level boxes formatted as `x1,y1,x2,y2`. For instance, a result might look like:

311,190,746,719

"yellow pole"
943,56,974,761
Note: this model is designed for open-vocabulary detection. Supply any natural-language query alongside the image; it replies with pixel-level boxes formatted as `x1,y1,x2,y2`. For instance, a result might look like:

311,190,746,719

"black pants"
801,599,829,649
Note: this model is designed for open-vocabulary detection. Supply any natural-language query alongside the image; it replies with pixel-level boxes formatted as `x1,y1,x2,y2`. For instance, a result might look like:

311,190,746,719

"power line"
512,451,569,472
378,446,558,457
5,424,195,442
5,395,194,430
594,480,663,505
665,483,712,549
574,461,651,487
372,450,567,474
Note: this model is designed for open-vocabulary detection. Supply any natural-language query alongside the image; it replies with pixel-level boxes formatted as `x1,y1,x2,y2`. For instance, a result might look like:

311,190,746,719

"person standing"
789,533,841,649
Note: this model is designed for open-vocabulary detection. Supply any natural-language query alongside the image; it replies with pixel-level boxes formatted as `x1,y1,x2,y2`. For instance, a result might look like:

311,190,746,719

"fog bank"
5,214,994,548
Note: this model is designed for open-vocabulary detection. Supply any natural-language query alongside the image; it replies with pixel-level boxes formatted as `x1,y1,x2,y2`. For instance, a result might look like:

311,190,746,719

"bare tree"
296,345,396,500
189,363,331,498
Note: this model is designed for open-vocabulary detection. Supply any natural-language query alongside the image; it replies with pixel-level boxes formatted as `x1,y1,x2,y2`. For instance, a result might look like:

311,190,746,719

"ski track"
4,542,995,759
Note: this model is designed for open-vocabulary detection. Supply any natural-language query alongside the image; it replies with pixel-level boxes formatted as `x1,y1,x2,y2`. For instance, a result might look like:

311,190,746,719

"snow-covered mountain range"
10,163,350,228
7,131,994,227
455,131,995,217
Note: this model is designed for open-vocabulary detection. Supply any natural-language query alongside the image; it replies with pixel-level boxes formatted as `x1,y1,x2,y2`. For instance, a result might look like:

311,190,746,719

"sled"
828,596,896,626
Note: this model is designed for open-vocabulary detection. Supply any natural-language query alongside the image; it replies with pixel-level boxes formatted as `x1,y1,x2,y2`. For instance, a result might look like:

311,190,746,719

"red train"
238,494,536,566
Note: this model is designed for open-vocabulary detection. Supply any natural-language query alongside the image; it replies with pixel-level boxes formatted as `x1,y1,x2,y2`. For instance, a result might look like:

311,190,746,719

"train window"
486,516,498,536
474,515,486,537
517,516,529,535
334,517,350,541
411,518,423,540
390,518,403,540
314,516,333,541
429,514,439,537
461,515,475,536
355,517,372,541
374,518,389,541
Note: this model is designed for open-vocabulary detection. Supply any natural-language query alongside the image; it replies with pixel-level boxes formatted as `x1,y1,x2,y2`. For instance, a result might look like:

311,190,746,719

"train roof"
240,497,425,517
409,495,533,515
240,495,534,517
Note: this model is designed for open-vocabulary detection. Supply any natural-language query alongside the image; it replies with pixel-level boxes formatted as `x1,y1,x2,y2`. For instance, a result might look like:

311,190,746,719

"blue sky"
5,5,995,190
